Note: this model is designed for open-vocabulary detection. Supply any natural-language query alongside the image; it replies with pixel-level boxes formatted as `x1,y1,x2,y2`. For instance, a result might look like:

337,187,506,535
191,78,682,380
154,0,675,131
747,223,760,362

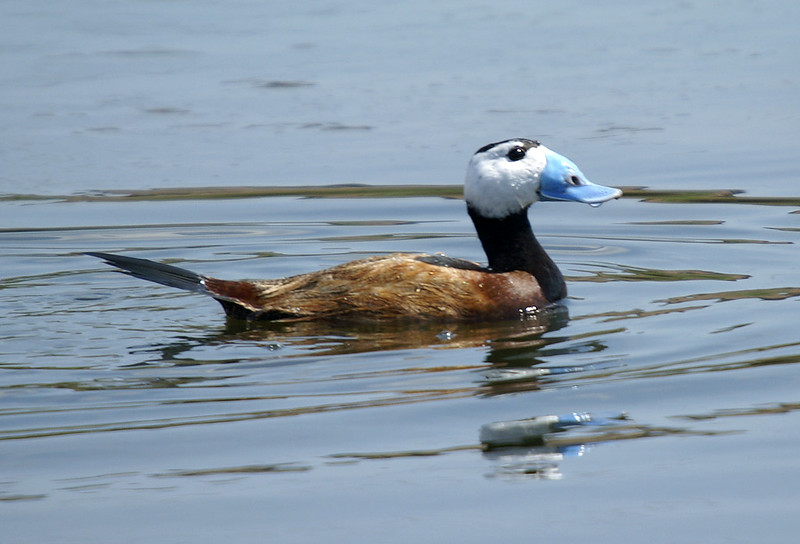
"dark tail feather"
86,252,209,295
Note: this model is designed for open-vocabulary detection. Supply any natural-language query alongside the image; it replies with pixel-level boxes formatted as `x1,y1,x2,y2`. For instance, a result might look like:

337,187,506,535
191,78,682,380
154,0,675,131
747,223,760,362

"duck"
87,139,621,321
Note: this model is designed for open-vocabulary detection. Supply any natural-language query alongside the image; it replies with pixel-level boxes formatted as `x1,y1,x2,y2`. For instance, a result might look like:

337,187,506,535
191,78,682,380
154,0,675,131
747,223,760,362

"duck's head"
464,138,622,218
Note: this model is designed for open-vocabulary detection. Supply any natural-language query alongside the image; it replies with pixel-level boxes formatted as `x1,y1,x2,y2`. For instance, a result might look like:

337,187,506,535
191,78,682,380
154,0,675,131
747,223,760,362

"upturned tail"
85,252,208,294
86,252,274,319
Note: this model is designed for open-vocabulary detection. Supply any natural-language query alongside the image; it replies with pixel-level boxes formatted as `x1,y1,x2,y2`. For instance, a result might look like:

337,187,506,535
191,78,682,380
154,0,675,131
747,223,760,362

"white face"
464,139,621,218
464,139,548,219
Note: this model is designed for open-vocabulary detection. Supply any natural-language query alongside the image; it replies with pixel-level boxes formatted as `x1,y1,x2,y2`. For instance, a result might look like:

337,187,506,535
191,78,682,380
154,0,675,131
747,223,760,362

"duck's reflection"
131,306,633,482
137,304,618,404
140,304,573,363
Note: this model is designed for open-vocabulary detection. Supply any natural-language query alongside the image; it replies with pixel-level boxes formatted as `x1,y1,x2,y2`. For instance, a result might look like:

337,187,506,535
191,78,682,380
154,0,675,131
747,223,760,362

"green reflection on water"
5,184,800,207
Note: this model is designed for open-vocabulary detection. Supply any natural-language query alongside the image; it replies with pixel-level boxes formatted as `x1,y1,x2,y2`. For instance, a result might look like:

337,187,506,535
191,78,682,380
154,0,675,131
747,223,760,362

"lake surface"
2,1,799,543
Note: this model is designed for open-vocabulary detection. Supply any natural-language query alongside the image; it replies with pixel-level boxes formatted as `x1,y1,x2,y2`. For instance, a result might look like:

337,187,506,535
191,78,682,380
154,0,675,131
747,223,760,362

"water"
3,1,798,197
3,194,799,542
2,1,799,543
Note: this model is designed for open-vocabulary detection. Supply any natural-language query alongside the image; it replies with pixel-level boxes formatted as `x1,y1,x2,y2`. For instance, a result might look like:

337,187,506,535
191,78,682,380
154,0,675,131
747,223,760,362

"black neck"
467,205,566,302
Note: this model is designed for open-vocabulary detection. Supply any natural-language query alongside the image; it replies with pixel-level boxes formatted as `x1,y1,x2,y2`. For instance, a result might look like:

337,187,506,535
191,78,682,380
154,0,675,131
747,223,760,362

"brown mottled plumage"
203,254,547,321
86,252,547,322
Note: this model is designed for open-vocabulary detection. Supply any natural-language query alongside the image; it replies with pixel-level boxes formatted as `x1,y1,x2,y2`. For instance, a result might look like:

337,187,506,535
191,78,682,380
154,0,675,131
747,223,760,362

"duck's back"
205,253,549,321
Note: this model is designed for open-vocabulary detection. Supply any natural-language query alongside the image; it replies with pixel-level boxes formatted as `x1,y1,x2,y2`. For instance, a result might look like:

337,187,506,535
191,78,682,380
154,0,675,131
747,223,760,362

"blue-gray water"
2,2,799,543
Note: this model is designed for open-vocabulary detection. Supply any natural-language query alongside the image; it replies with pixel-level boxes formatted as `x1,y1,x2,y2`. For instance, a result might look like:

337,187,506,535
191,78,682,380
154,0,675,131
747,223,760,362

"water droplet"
589,202,602,208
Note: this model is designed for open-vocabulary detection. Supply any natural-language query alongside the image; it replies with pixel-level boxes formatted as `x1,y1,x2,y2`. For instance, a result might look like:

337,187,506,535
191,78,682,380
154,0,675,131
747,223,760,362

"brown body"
204,253,549,321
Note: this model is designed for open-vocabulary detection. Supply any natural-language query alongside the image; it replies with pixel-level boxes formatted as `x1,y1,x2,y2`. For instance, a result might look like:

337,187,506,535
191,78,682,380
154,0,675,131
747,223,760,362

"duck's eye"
568,175,582,186
507,146,526,161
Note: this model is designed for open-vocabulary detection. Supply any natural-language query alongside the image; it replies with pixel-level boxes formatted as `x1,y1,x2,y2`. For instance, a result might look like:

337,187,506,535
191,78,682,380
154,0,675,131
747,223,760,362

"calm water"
2,1,799,543
3,194,800,542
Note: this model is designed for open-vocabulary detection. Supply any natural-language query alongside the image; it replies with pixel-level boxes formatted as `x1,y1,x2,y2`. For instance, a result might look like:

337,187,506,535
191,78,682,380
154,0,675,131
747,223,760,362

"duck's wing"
236,254,546,321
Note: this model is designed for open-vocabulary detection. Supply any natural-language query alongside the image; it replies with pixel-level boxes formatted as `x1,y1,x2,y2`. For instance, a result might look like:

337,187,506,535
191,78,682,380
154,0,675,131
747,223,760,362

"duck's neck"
467,205,566,302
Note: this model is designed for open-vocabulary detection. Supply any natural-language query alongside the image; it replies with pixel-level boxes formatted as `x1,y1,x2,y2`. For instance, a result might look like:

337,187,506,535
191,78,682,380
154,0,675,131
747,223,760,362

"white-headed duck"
87,139,621,321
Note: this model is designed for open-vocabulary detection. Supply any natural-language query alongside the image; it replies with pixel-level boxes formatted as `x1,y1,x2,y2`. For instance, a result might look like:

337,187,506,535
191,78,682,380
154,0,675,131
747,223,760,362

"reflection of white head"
464,139,622,219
